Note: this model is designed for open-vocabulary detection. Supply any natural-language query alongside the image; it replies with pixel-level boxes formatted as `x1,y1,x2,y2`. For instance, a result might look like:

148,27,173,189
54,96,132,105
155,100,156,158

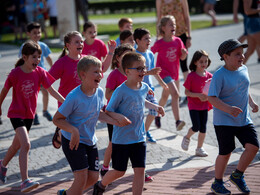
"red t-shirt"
82,39,107,60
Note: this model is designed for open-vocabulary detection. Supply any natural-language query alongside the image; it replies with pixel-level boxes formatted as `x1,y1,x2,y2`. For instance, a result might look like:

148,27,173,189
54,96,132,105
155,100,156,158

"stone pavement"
0,16,260,194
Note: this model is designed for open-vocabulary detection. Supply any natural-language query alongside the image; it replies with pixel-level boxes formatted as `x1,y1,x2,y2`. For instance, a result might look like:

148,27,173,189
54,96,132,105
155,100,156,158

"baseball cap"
218,39,248,61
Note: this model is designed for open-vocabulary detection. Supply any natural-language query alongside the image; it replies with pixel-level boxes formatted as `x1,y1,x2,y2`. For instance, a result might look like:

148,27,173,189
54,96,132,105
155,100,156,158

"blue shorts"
10,118,33,131
146,93,158,116
162,76,174,84
204,0,216,5
189,110,208,133
112,142,146,171
246,17,260,35
214,124,259,155
242,14,248,36
61,135,99,172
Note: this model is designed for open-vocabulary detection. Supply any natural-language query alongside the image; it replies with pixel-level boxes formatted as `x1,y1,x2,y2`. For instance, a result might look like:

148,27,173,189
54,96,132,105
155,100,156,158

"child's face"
194,55,209,72
23,51,41,70
27,28,41,42
117,50,131,68
224,47,245,70
162,19,176,36
121,35,135,46
126,61,147,82
81,65,103,88
83,26,97,41
66,34,84,55
137,33,151,50
120,22,133,32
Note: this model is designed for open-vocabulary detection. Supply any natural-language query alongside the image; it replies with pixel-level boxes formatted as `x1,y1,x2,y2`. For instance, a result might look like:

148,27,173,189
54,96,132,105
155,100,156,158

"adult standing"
201,0,217,26
243,0,260,64
156,0,191,103
46,0,58,37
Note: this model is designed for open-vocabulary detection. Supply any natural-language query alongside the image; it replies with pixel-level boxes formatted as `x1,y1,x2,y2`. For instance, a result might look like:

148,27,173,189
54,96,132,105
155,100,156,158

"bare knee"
245,143,259,155
20,142,31,152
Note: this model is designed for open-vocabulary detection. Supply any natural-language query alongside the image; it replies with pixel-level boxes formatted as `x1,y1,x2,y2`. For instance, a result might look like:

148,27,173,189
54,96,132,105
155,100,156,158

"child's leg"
158,88,169,107
102,141,112,169
145,115,155,131
185,128,196,139
41,87,49,112
66,169,89,195
197,132,206,148
101,169,125,186
133,167,145,195
167,81,180,121
215,153,231,179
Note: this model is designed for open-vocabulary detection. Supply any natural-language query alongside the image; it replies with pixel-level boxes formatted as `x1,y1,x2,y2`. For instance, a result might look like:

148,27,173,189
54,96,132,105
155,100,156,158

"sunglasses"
127,66,147,73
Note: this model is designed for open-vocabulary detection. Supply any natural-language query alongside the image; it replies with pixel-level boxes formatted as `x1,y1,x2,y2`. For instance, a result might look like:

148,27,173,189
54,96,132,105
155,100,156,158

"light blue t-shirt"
58,86,104,146
19,41,51,70
208,65,253,126
136,50,155,90
106,82,149,144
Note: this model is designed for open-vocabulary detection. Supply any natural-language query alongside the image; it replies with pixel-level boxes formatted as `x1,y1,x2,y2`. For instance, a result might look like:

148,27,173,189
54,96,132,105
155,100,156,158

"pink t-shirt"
49,55,84,107
105,69,127,102
4,66,55,119
82,39,108,60
151,37,185,80
183,71,213,110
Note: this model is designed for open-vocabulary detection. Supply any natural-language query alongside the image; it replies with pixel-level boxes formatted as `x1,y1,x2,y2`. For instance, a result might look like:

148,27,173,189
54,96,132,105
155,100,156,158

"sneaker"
211,181,231,195
155,116,161,128
43,110,53,121
195,147,208,157
100,169,108,178
93,181,105,195
33,114,40,125
20,179,39,193
0,117,2,125
145,173,153,183
229,172,250,194
57,189,67,195
146,131,156,143
181,136,190,151
176,120,185,131
0,160,7,184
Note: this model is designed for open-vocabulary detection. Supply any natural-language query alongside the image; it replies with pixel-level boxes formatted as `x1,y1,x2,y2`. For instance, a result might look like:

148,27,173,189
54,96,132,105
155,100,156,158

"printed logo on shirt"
21,80,34,98
73,70,82,84
88,50,98,57
166,47,177,62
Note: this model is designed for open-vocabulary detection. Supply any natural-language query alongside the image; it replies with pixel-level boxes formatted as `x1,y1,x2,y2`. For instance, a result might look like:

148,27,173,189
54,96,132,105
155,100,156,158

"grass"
89,11,156,19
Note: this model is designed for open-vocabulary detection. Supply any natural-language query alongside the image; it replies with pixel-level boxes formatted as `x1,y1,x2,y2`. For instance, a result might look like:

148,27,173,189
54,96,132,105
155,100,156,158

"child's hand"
148,89,154,97
70,128,80,150
250,102,259,113
157,106,165,117
181,48,188,55
146,67,161,76
115,115,132,127
162,82,169,90
198,93,208,102
107,40,116,53
229,106,243,117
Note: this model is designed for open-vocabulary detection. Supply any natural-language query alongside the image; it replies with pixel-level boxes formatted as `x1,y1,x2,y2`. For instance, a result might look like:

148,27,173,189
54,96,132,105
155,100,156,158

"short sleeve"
38,68,56,89
106,87,121,112
183,73,192,90
208,73,222,97
49,58,63,80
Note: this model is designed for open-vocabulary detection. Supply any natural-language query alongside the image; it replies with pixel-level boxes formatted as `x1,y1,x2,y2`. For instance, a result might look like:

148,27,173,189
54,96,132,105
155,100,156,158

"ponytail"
15,58,25,68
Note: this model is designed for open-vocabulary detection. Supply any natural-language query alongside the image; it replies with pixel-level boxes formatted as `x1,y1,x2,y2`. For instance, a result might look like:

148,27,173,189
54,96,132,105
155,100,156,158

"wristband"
108,52,114,55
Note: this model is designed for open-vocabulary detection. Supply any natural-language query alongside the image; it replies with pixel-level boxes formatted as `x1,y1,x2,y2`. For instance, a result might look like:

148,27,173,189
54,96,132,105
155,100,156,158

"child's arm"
145,67,161,76
145,100,165,117
102,40,116,73
99,110,131,127
105,110,132,126
180,48,188,60
208,96,243,117
53,111,80,150
105,88,114,101
47,86,65,104
154,74,168,90
0,87,9,116
46,56,53,67
249,94,259,113
185,88,208,102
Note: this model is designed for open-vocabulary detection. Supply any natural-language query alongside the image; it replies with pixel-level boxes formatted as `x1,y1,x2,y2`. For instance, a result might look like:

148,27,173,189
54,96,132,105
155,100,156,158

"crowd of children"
0,12,259,195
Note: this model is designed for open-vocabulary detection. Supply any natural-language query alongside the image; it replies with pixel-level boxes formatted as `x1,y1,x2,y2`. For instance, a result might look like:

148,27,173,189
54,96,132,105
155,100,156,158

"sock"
234,169,244,176
98,181,106,190
215,178,223,183
102,165,109,171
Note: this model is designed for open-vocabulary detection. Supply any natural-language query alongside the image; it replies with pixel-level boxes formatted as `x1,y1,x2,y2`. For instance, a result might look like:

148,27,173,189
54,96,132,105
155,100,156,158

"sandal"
52,127,61,149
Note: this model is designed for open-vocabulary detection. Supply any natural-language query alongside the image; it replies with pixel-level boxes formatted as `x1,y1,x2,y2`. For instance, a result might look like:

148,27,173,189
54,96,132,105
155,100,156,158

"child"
49,31,85,149
120,30,135,46
151,15,188,130
93,52,165,195
134,27,168,144
33,0,48,39
20,22,53,125
115,17,133,47
53,56,128,195
208,39,259,194
0,41,64,193
82,21,116,73
181,50,213,157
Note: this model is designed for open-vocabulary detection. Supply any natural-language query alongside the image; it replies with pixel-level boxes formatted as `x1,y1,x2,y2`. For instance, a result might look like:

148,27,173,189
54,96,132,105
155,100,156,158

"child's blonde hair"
121,52,145,73
158,15,175,36
189,50,211,72
77,56,102,80
118,18,133,28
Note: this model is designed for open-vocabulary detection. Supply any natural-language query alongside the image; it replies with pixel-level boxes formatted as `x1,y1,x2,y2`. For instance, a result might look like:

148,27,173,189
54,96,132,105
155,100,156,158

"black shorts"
214,124,259,155
189,110,208,133
112,142,146,171
107,123,113,141
178,33,188,73
61,135,99,172
10,118,33,131
50,16,58,26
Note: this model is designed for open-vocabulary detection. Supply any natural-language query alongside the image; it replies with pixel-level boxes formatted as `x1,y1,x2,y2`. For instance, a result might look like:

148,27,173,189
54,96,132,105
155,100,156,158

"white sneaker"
195,147,208,157
181,136,190,151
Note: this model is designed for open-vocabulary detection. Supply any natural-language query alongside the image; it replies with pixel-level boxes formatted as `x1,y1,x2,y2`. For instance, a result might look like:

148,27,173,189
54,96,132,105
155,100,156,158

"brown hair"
15,40,42,67
27,22,41,32
118,18,133,28
83,21,96,32
121,52,145,73
189,50,211,72
158,15,175,36
77,56,102,80
120,30,133,42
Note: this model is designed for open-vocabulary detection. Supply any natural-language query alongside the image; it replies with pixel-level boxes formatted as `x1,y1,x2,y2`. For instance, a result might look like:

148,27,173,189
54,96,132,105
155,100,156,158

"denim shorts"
246,17,260,35
146,93,158,116
162,76,174,84
204,0,216,4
